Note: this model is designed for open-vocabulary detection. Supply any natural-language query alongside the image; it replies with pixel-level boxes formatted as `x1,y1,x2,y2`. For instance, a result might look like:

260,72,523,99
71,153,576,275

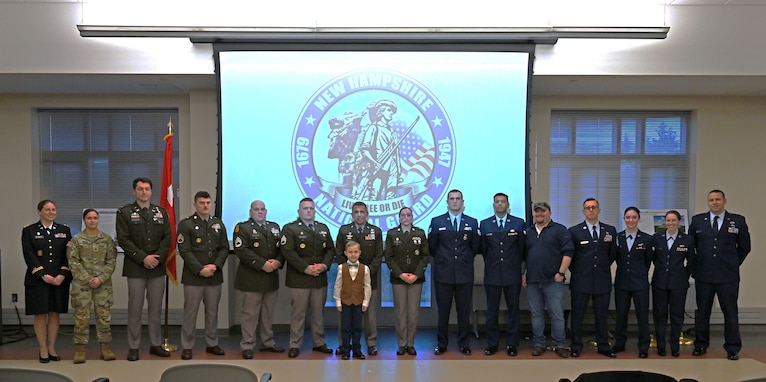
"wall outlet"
11,293,18,303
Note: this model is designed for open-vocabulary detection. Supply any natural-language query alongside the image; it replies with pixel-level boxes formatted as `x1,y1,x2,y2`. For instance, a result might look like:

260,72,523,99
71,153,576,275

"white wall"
1,2,765,327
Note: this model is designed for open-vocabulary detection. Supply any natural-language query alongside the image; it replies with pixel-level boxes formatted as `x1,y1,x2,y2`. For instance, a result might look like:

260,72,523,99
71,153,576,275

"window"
549,111,689,229
39,109,179,235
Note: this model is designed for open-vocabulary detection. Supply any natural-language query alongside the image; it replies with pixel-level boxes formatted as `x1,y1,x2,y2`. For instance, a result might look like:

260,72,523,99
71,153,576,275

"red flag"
161,120,178,285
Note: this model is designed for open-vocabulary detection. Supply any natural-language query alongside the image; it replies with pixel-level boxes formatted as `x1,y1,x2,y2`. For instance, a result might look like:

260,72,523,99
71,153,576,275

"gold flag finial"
167,117,173,134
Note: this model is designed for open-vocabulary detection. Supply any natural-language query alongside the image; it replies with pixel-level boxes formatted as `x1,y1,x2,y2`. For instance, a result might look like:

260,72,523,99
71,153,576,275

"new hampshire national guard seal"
292,69,455,231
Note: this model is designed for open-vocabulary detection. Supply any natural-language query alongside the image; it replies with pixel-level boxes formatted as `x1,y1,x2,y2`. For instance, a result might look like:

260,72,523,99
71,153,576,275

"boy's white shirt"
333,262,372,308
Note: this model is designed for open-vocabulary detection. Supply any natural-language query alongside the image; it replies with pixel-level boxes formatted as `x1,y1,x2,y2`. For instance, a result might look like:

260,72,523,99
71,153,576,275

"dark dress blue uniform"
429,212,481,351
479,214,525,352
613,230,653,353
568,221,617,354
689,211,750,354
22,221,72,315
651,231,693,355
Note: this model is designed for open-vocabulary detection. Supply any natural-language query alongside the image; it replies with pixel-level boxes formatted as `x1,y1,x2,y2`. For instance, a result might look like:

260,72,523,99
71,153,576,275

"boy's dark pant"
340,303,363,354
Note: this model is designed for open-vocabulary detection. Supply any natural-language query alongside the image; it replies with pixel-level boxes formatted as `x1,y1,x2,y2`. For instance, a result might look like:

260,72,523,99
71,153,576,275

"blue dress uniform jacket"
428,212,481,284
335,223,384,289
22,221,73,315
177,213,229,286
281,219,335,289
568,222,618,294
651,232,694,290
614,230,653,291
22,221,72,286
233,219,283,292
479,215,525,286
688,212,750,283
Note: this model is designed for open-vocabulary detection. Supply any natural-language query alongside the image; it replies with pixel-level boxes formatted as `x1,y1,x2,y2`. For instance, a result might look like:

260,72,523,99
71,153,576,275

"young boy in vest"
333,240,372,360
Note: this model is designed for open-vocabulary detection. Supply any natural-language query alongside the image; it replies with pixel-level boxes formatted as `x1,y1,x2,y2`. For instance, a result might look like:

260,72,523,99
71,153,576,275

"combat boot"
74,344,86,364
100,343,116,361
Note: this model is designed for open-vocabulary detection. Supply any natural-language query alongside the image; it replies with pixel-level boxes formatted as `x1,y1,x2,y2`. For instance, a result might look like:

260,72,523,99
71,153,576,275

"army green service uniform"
281,219,334,349
385,225,430,349
177,213,229,350
115,202,171,349
68,230,117,344
233,219,284,351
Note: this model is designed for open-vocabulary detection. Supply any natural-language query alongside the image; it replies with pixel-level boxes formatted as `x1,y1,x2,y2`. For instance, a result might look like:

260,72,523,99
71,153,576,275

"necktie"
592,225,598,241
357,227,363,234
308,223,314,231
499,220,504,229
348,263,358,268
453,217,458,231
712,215,719,233
627,234,633,250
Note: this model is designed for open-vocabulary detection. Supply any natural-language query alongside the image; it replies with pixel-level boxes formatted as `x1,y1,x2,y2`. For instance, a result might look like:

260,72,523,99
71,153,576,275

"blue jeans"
525,281,566,348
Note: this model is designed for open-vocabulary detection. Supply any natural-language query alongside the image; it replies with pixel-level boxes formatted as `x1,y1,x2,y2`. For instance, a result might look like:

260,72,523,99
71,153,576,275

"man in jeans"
523,202,573,358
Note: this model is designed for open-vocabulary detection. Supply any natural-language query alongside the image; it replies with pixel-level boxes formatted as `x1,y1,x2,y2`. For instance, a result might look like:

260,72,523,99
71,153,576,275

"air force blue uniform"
479,214,525,351
429,213,481,350
651,231,693,354
568,221,618,353
689,211,750,354
613,230,654,353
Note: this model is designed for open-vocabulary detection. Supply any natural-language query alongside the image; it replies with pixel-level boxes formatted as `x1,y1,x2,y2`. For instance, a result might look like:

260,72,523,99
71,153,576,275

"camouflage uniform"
67,230,117,344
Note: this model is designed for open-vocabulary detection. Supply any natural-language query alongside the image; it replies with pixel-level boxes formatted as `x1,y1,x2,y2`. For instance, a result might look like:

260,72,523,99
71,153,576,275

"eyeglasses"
583,206,599,211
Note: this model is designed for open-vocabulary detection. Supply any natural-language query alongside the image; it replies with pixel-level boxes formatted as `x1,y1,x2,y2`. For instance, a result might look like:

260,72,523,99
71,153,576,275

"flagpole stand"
162,338,178,352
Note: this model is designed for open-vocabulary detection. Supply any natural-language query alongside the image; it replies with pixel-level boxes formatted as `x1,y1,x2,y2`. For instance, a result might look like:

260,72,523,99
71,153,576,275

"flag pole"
161,118,178,352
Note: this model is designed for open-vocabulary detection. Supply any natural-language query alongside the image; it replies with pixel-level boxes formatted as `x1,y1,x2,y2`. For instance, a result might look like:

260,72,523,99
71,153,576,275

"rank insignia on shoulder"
177,233,185,244
234,237,242,248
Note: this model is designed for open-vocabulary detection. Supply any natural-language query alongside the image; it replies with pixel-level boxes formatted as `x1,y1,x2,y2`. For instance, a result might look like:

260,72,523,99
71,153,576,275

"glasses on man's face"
583,206,599,211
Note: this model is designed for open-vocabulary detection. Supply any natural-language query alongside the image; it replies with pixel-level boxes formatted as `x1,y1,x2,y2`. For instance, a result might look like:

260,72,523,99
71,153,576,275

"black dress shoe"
39,355,50,363
657,348,666,356
672,350,680,357
434,346,446,355
639,351,648,358
341,353,350,360
353,351,366,359
312,345,333,354
598,349,617,358
260,345,285,353
149,346,170,357
48,354,61,362
692,347,707,356
484,346,497,356
570,350,581,358
406,346,417,356
727,352,739,361
459,347,472,355
335,346,342,355
242,349,254,359
287,348,300,358
181,349,192,360
396,346,406,355
206,346,225,356
127,349,139,361
507,346,518,356
554,348,569,358
367,346,378,356
611,346,625,354
532,346,546,356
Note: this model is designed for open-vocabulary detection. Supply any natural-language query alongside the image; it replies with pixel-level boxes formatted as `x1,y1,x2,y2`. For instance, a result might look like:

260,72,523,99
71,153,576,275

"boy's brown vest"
340,263,365,305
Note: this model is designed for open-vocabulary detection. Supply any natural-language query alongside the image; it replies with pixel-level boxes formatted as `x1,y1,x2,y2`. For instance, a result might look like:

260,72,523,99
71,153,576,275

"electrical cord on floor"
1,302,32,346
